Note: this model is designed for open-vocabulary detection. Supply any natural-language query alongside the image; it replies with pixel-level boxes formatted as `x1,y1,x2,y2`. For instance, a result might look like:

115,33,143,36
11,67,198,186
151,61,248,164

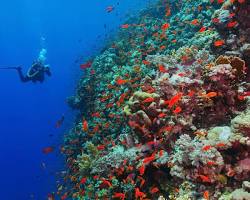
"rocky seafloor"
59,0,250,199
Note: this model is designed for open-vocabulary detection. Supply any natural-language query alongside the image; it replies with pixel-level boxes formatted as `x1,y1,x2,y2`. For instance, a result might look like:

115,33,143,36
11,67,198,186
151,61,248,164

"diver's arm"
44,67,52,76
16,67,31,82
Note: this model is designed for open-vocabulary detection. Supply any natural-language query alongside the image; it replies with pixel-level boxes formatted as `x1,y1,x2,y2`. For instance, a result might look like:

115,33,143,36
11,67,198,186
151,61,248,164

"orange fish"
212,18,220,23
166,6,171,16
168,93,183,108
143,153,155,164
214,40,225,47
206,92,217,98
198,175,211,183
80,61,92,69
227,21,238,28
159,150,164,157
42,146,54,154
202,145,212,151
228,13,236,18
158,65,167,73
203,190,209,200
207,161,216,166
116,78,128,85
178,72,186,77
100,179,112,188
121,24,129,29
217,0,224,3
188,90,195,97
113,193,125,200
142,60,150,65
191,19,199,25
162,23,170,30
150,187,159,194
135,188,146,199
173,106,182,114
158,113,167,118
216,142,226,147
106,6,114,13
139,165,145,175
80,177,87,184
199,26,206,32
142,97,154,103
160,45,166,50
238,0,245,3
97,145,105,151
91,112,101,118
82,120,88,131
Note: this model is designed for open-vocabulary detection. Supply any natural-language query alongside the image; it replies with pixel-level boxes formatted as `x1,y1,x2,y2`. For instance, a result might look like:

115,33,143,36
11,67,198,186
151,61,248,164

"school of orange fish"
48,0,250,199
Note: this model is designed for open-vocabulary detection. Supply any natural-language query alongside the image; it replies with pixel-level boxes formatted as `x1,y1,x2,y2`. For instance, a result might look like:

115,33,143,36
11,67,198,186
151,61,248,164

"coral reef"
59,0,250,199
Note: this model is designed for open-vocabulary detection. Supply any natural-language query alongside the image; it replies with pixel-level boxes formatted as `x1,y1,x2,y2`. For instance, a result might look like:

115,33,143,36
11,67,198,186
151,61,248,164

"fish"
227,21,238,28
142,97,154,104
143,153,155,164
212,18,220,23
42,146,54,154
217,0,224,4
97,144,105,151
165,6,171,16
112,193,125,200
100,179,112,188
178,72,186,77
91,112,101,118
207,161,216,166
214,40,225,47
116,78,128,85
216,142,226,147
135,188,146,199
55,115,65,128
161,23,170,30
205,92,217,98
188,90,195,97
142,60,150,65
173,106,182,114
150,187,159,194
139,165,145,175
80,177,87,184
199,26,206,32
159,150,164,157
106,6,114,13
228,13,236,18
203,190,209,200
167,93,183,108
82,120,88,131
60,193,68,200
160,45,166,50
191,19,199,25
202,145,212,151
158,113,167,118
80,61,92,69
198,175,211,183
158,65,167,73
121,24,129,29
48,193,55,200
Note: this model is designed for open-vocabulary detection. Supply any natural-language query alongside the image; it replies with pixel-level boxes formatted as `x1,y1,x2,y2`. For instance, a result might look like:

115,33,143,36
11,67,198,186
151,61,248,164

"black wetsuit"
17,63,51,83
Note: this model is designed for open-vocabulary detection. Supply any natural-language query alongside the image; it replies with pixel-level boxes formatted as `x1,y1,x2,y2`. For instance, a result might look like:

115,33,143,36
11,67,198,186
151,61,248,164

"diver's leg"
16,67,30,82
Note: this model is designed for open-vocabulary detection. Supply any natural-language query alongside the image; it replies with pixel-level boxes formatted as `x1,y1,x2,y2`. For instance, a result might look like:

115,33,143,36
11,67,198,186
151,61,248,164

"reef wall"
62,0,250,199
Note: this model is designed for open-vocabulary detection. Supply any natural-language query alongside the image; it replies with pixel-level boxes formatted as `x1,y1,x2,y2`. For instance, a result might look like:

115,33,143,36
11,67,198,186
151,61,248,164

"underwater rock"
231,109,250,137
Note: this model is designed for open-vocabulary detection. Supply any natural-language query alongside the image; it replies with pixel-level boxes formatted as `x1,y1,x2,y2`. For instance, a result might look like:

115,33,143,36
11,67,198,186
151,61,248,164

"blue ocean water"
0,0,155,199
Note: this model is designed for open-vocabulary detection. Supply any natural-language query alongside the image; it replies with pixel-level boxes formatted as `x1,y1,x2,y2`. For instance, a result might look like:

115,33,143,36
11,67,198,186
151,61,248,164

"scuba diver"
16,61,51,83
0,48,51,83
